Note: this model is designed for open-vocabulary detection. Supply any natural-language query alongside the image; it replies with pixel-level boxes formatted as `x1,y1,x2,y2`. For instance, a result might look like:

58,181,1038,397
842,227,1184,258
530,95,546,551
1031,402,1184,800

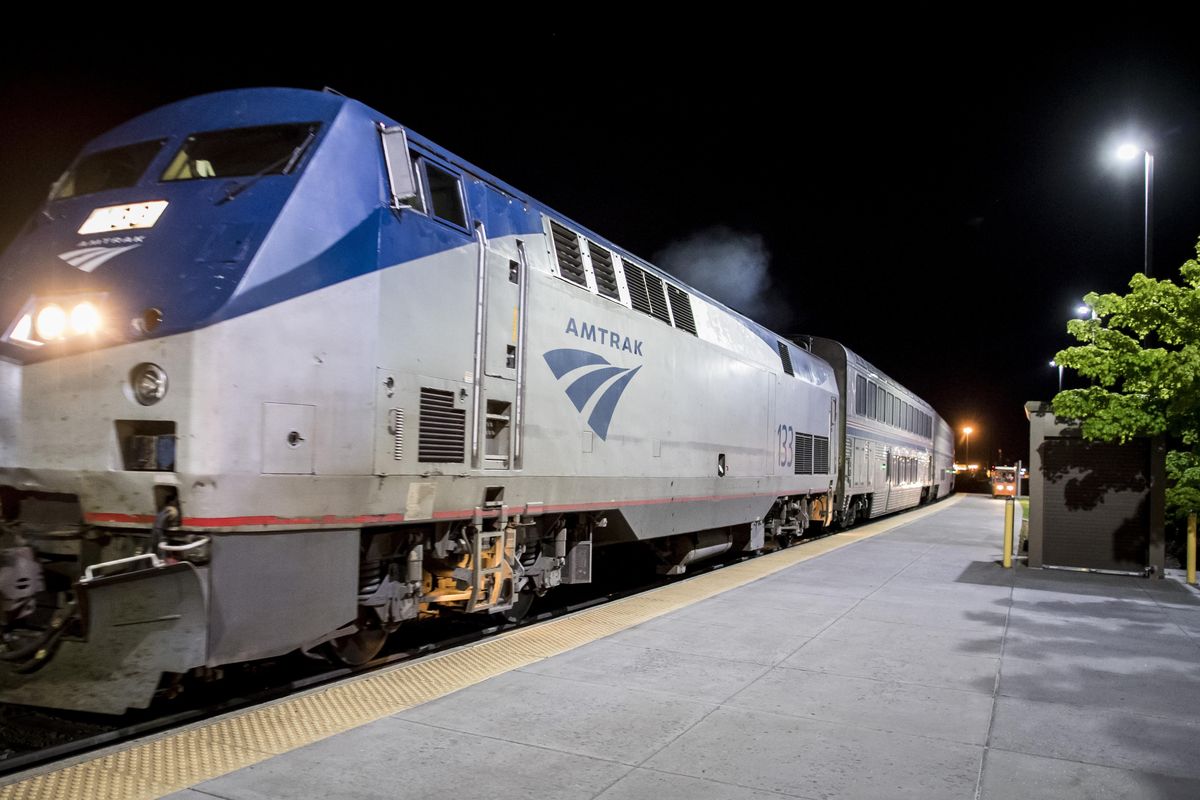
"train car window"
876,386,885,421
161,124,318,182
866,381,877,418
53,139,165,199
421,161,468,228
549,221,588,287
855,375,867,415
586,240,621,300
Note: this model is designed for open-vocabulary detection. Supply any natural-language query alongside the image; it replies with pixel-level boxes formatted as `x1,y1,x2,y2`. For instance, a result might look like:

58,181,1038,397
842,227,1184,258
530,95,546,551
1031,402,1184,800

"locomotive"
0,88,953,714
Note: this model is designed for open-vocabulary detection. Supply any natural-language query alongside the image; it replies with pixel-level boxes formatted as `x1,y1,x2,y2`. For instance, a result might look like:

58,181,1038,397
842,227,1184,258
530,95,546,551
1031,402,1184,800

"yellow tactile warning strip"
1,495,963,800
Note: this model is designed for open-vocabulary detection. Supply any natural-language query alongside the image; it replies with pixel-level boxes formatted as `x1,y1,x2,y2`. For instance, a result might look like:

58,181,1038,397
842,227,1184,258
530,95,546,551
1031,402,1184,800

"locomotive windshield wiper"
219,127,318,204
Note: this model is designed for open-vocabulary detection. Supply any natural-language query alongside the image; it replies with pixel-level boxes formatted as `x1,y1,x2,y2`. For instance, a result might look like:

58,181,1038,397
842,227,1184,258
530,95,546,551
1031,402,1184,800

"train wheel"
328,623,387,666
501,589,536,623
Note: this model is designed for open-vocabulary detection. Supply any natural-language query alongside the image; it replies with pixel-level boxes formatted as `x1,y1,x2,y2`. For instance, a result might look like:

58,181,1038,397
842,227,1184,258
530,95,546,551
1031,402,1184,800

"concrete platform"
155,495,1200,800
23,494,1200,800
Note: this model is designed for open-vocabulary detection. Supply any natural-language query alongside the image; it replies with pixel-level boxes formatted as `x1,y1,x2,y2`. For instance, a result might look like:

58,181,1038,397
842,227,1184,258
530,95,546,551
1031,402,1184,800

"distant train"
0,88,953,714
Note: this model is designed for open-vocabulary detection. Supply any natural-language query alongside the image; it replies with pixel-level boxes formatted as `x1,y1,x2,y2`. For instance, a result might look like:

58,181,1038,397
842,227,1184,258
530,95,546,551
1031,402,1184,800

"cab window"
53,139,165,199
161,123,318,181
420,160,467,228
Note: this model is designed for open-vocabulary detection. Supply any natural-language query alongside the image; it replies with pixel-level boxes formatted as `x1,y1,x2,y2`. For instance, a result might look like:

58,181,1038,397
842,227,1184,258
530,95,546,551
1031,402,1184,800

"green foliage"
1052,241,1200,513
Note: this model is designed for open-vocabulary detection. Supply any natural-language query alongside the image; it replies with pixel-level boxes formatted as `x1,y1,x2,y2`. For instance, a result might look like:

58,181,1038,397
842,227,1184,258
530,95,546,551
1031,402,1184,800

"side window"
867,381,877,419
419,159,467,229
855,375,867,416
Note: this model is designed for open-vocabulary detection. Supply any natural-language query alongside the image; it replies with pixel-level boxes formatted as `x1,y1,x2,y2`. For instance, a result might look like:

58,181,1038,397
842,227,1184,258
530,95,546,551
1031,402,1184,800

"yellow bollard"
1003,498,1014,569
1188,513,1197,586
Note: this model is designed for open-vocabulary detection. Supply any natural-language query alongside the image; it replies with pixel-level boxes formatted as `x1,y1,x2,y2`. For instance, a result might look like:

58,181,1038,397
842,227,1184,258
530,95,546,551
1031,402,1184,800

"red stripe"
84,488,807,529
84,512,407,527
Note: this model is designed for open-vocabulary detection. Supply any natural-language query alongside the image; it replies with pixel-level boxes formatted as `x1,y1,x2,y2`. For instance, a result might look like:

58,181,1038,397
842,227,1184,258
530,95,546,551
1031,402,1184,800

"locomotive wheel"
500,589,536,623
328,624,387,666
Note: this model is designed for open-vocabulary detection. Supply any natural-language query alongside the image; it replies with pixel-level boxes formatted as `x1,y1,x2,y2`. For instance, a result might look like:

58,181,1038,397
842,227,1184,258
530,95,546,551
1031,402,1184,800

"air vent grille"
642,271,672,324
795,433,814,475
778,341,794,376
587,240,621,299
814,435,829,474
390,408,404,461
667,285,697,335
418,388,465,463
549,220,587,287
624,261,652,315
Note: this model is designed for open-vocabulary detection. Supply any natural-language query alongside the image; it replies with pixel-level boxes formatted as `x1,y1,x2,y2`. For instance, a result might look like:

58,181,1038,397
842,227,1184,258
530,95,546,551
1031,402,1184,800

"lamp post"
963,426,974,468
1117,143,1154,277
1050,360,1062,392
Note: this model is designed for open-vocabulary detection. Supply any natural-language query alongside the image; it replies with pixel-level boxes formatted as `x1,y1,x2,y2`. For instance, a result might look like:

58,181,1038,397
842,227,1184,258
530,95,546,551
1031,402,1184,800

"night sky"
2,26,1198,465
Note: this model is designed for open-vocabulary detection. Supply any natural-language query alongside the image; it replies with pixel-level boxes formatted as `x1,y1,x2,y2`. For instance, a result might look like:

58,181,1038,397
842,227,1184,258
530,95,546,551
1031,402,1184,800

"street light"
962,426,974,467
1050,360,1062,392
1116,142,1154,277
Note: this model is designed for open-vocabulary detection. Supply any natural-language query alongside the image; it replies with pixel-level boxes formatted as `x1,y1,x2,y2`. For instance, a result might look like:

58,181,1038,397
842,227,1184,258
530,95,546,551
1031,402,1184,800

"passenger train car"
0,88,949,714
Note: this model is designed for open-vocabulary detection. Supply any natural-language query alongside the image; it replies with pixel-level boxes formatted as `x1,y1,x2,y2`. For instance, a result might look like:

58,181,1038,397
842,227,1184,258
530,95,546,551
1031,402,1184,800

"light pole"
1117,143,1154,277
963,426,974,468
1050,360,1062,392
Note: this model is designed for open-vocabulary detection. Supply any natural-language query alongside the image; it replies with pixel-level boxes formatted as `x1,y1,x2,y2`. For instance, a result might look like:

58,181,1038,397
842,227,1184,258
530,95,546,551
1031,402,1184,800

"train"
0,88,954,714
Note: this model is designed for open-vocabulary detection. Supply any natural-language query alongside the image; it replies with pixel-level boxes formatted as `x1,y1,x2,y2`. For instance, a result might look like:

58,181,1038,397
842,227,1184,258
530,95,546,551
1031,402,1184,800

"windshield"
52,140,165,199
160,123,319,182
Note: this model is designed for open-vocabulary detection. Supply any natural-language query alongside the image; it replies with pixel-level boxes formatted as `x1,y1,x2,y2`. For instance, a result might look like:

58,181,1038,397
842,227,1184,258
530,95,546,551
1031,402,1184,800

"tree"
1051,242,1200,515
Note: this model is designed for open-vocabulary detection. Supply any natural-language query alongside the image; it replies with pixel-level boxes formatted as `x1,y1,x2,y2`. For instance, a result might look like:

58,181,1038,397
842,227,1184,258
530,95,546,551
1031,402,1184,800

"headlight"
4,296,107,348
35,304,67,341
69,301,102,335
131,363,169,405
9,313,40,347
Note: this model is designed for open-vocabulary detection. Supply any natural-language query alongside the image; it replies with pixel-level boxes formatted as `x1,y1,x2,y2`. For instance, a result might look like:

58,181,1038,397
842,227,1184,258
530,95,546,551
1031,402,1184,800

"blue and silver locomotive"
0,88,951,713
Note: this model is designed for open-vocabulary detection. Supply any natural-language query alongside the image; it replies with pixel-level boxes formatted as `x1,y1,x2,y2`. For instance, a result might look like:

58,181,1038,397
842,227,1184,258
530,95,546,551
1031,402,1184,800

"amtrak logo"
58,240,143,273
544,348,642,441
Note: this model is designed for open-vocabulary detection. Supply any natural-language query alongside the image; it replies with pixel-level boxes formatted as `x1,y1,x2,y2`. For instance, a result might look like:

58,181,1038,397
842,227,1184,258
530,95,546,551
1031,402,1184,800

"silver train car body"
806,338,955,525
0,89,855,713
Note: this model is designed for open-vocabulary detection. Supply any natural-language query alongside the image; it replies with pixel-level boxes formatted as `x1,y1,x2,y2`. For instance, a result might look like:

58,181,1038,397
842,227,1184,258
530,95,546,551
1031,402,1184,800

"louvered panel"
667,285,697,335
549,220,587,287
794,433,814,475
813,435,830,474
778,341,794,376
418,388,465,463
624,261,653,315
587,240,621,299
642,271,672,324
390,408,404,461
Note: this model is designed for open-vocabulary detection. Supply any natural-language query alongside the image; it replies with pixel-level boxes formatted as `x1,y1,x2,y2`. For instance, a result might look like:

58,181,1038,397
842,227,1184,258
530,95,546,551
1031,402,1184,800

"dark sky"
2,25,1198,465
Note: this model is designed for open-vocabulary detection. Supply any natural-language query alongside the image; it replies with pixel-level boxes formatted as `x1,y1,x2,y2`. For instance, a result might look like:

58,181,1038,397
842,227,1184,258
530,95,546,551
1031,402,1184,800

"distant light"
77,200,168,235
963,426,974,435
1116,143,1141,161
1049,360,1057,367
1076,305,1091,316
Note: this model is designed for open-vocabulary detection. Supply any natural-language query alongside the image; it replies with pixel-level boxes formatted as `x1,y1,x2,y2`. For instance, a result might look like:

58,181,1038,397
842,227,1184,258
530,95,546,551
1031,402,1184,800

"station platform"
5,494,1200,800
